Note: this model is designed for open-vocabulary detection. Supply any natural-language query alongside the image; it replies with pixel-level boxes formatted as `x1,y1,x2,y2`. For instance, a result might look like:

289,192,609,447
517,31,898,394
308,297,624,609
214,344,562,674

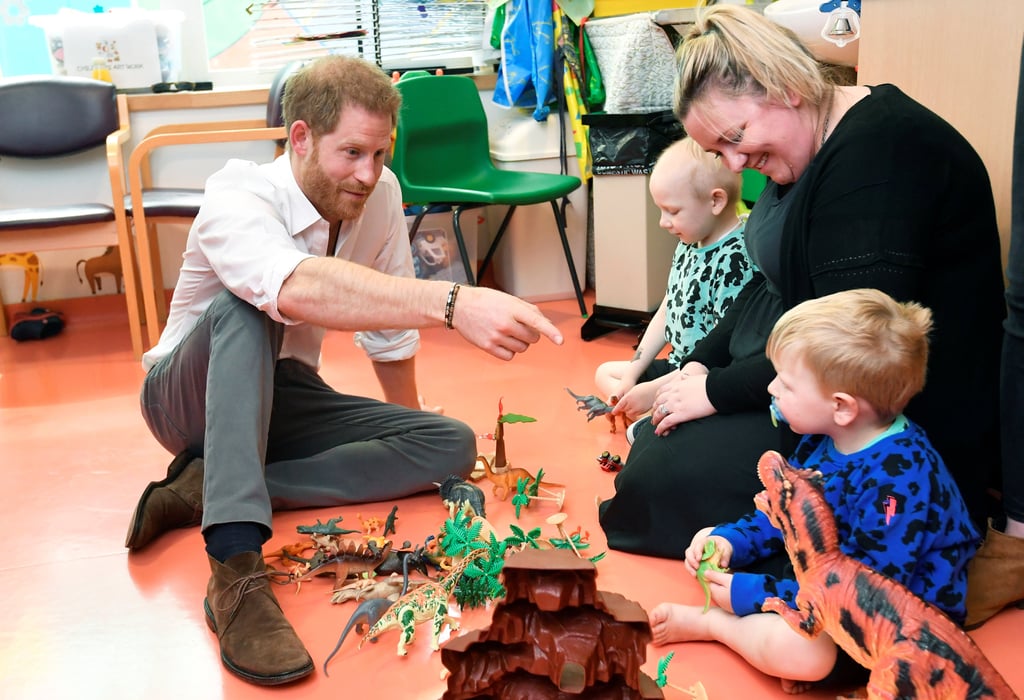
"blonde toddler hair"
766,289,933,421
652,136,741,206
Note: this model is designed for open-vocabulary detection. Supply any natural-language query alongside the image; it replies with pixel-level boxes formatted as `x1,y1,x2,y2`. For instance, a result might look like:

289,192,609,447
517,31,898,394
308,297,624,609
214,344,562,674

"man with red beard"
125,56,563,686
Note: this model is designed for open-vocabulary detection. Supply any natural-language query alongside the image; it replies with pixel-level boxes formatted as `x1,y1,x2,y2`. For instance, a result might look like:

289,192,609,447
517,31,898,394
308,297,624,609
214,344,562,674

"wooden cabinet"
857,0,1024,267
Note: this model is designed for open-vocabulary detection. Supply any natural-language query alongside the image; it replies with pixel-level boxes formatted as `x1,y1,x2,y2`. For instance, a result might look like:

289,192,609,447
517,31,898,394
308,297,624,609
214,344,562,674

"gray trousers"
140,291,477,534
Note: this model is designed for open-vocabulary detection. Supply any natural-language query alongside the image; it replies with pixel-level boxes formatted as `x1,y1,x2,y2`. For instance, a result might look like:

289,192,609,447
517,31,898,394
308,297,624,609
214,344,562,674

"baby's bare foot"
649,603,713,646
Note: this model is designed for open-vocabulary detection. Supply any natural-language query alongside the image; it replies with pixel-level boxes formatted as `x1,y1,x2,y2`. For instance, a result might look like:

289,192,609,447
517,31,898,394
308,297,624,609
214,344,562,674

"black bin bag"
583,110,685,175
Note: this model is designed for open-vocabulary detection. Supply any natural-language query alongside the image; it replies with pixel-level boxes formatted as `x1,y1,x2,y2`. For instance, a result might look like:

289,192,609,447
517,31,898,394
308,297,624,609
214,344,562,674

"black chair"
0,75,141,348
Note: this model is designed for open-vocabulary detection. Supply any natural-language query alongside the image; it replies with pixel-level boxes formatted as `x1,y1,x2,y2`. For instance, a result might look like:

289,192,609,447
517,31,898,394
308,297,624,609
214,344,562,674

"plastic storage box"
407,208,479,285
484,101,588,303
30,9,184,89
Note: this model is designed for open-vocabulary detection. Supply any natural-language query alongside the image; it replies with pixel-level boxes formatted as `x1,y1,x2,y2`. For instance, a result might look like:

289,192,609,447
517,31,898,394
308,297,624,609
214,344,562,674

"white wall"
2,90,590,306
0,102,272,306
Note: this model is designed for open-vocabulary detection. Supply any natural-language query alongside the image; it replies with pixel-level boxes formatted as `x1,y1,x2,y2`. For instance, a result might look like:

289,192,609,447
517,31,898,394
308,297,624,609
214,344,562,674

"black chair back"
267,61,304,150
0,76,118,158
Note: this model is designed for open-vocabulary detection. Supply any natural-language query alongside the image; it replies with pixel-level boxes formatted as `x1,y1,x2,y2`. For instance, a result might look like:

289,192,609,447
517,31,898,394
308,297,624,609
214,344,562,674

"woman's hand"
651,364,715,435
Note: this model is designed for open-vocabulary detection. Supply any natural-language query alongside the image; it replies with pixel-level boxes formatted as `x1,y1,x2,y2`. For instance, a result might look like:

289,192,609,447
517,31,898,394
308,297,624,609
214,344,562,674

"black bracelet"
444,282,461,330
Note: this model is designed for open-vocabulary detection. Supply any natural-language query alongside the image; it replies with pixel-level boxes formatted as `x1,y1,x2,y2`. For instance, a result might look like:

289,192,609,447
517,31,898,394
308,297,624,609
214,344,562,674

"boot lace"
216,569,289,615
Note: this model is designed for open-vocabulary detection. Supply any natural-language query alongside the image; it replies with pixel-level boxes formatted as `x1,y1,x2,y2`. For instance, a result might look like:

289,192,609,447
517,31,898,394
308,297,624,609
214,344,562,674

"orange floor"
1,292,1022,700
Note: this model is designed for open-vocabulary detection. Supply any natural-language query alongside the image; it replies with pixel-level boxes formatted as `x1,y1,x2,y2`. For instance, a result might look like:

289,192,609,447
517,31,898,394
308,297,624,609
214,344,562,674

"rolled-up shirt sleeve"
354,328,420,362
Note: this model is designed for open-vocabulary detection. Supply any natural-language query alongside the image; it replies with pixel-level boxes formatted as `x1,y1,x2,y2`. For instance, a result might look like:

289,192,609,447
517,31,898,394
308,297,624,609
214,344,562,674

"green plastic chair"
741,169,767,207
392,72,587,316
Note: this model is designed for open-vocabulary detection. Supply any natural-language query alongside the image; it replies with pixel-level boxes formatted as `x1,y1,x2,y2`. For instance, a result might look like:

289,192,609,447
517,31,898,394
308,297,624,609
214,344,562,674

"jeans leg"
140,291,283,533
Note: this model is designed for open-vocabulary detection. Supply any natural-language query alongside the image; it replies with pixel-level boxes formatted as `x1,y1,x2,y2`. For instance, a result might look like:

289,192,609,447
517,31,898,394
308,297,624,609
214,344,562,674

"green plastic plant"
499,411,536,425
548,526,606,564
656,652,675,688
528,467,544,497
654,651,707,698
437,509,511,609
453,531,507,609
512,477,531,518
440,510,482,559
504,524,543,550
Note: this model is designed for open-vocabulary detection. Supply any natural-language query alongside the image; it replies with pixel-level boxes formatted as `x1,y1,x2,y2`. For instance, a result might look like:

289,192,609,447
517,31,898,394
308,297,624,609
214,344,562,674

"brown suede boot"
964,521,1024,629
125,452,203,551
204,552,313,685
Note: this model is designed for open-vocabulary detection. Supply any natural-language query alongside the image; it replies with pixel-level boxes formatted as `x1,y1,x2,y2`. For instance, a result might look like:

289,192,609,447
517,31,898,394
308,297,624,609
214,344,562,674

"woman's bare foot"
649,603,713,645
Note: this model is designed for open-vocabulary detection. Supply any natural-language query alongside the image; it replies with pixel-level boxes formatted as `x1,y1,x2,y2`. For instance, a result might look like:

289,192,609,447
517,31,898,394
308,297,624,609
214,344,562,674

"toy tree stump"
441,548,663,699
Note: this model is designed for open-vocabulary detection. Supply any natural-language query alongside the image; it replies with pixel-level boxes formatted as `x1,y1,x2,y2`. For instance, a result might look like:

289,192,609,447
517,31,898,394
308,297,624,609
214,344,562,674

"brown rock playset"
440,548,664,700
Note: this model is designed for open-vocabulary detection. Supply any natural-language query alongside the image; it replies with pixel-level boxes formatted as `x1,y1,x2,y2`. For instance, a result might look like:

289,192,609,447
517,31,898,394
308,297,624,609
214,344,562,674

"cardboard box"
485,106,588,303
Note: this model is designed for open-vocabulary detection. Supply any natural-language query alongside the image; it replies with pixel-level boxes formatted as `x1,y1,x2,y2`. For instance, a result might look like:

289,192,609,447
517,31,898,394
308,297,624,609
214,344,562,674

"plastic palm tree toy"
478,398,563,502
491,397,535,470
511,479,531,518
437,511,508,609
655,652,708,699
511,469,565,516
503,524,543,550
440,510,484,559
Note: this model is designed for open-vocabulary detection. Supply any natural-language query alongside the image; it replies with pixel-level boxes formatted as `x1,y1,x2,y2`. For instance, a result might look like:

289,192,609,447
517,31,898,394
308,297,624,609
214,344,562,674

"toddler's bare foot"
649,603,713,645
780,678,815,695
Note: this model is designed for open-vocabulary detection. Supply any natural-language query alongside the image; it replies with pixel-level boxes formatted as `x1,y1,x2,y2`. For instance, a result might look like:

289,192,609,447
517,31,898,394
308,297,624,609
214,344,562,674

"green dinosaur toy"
359,549,487,656
696,539,727,613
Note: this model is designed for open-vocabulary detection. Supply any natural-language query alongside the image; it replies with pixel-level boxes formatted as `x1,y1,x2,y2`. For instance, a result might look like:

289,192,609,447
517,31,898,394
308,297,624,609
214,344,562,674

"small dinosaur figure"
604,395,632,434
565,387,614,421
695,540,727,613
359,514,383,534
383,505,399,537
324,552,426,674
755,450,1019,700
437,474,487,517
296,516,360,536
479,455,560,502
358,549,486,656
330,575,426,604
324,597,395,675
330,576,404,604
376,544,432,579
263,540,313,566
304,538,392,591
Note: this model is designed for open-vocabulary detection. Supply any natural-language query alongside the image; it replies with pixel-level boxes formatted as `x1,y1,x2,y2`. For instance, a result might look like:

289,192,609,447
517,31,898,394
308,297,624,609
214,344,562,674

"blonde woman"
599,5,1004,566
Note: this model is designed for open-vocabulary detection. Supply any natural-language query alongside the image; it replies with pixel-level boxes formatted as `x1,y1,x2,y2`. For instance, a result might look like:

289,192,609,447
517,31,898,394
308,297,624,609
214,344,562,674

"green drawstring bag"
490,3,505,49
578,20,605,111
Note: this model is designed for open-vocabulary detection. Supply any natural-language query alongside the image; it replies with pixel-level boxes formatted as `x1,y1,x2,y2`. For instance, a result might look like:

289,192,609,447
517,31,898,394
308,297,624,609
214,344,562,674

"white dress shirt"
142,155,419,372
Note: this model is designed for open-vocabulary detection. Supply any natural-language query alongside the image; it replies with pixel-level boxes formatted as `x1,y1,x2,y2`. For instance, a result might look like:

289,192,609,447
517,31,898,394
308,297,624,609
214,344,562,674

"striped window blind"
238,0,490,74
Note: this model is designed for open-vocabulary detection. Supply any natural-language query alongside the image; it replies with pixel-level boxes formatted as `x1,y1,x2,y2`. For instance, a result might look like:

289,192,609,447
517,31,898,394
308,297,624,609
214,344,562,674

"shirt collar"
269,154,324,238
